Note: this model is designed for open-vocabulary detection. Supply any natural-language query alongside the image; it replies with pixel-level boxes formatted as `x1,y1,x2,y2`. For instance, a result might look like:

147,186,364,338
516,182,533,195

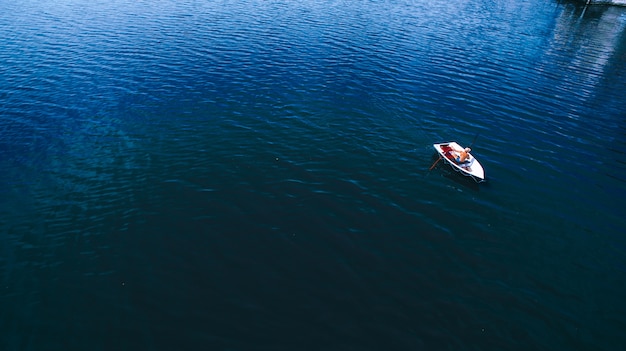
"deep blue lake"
1,0,625,350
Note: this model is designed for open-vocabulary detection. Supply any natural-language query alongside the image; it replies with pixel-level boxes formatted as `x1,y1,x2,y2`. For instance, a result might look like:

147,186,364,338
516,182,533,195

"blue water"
1,0,625,350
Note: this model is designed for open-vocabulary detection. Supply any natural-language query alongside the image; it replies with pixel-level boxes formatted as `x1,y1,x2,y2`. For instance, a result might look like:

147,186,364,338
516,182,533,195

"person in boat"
453,147,471,163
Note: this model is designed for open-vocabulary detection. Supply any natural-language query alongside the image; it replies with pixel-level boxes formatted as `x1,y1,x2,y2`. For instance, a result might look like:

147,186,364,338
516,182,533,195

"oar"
468,133,480,148
429,155,442,170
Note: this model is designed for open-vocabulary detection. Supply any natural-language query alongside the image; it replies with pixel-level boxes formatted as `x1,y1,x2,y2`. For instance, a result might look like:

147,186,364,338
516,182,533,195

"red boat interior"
440,144,455,159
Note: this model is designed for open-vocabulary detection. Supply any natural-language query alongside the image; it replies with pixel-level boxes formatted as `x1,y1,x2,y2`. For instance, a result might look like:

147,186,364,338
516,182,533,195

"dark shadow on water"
557,0,618,15
429,153,482,192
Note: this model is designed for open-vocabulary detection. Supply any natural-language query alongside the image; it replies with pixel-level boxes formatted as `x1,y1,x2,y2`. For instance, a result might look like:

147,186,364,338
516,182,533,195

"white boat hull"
433,142,485,182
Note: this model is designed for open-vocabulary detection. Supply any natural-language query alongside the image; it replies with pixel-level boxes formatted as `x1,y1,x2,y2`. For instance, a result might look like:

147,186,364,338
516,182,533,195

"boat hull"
433,142,485,182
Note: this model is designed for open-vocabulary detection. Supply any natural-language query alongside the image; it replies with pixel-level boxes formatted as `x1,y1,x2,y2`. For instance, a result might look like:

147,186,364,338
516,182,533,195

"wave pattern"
1,0,625,350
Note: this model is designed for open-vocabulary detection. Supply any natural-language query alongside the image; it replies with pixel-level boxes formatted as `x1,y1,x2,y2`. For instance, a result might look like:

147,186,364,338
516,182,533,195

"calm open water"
1,0,625,350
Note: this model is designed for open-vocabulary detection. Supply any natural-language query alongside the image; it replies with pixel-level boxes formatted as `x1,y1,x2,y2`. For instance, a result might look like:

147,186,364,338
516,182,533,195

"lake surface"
1,0,625,350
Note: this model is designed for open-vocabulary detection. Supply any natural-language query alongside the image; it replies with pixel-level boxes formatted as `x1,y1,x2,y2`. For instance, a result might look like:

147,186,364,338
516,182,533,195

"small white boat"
433,142,485,182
